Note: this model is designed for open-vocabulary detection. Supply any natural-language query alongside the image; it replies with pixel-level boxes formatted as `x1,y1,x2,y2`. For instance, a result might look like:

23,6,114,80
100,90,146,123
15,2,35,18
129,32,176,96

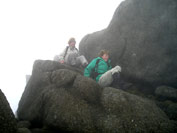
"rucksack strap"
75,47,79,52
63,46,69,59
95,59,110,72
107,61,110,68
91,59,111,80
94,59,100,72
91,59,101,80
63,46,79,60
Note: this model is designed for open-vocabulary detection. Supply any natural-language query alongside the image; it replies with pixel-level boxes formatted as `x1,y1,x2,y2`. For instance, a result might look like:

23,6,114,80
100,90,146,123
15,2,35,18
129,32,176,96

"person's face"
69,41,76,48
102,54,109,62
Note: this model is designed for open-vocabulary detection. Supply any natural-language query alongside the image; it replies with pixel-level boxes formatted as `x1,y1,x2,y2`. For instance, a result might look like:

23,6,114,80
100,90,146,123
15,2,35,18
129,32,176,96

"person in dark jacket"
84,50,121,87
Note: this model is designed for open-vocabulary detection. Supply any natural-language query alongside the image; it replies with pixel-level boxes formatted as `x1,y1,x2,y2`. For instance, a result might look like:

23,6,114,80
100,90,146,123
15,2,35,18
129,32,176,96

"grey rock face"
156,100,177,121
79,0,177,87
51,69,77,87
155,86,177,100
166,103,177,120
17,121,31,129
17,60,176,132
30,128,54,133
73,75,102,104
17,128,31,133
0,89,17,133
99,87,175,133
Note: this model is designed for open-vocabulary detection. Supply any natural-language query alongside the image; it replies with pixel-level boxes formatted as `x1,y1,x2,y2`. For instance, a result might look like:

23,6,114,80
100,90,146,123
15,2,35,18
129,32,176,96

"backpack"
90,59,101,80
90,58,111,80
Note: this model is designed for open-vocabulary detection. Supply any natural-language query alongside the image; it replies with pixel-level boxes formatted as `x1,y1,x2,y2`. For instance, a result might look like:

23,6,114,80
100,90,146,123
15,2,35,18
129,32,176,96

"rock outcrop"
0,89,17,133
156,100,177,121
79,0,177,87
155,86,177,100
17,60,176,132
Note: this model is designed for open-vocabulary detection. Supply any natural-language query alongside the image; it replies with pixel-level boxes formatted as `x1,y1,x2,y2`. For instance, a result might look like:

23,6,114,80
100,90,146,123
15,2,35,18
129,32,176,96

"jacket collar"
97,57,110,63
69,46,76,51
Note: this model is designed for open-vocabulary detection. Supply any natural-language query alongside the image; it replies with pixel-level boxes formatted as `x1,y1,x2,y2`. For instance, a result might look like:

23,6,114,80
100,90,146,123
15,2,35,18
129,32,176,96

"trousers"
98,67,121,87
67,53,88,67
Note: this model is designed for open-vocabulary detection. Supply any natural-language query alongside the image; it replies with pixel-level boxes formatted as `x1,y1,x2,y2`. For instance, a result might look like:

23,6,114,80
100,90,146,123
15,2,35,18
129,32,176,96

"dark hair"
99,50,109,57
68,37,76,44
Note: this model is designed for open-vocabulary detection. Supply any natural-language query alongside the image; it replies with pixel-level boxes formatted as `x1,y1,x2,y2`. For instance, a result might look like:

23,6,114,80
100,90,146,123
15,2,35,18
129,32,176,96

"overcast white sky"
0,0,123,113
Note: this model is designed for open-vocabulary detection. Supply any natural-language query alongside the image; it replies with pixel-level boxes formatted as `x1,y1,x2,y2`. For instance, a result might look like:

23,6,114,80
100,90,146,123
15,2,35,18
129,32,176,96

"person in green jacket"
84,50,121,87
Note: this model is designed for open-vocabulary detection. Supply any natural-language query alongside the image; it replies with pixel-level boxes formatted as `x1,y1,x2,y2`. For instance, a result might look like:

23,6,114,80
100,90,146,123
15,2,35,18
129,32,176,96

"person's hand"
60,60,64,64
111,66,121,74
115,65,121,72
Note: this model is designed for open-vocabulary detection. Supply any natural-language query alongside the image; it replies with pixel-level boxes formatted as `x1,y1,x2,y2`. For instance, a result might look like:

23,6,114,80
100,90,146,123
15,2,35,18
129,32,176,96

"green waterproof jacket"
84,57,112,82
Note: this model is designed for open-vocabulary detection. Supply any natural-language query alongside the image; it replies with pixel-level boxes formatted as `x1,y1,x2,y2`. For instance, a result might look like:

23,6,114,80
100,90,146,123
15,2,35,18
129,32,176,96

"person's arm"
58,47,67,63
84,58,97,77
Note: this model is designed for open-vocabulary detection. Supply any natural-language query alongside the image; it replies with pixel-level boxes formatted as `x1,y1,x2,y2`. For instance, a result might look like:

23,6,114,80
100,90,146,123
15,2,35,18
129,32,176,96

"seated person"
84,50,121,87
54,37,88,67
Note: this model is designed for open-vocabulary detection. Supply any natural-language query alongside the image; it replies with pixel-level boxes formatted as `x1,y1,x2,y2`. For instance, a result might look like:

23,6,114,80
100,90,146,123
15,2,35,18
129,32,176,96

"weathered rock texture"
0,89,17,133
17,121,31,129
156,100,177,121
155,86,177,100
79,0,177,87
17,60,176,132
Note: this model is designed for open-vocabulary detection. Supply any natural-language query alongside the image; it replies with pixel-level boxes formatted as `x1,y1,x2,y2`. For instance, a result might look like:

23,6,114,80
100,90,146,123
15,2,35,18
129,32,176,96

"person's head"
99,50,109,62
68,37,76,48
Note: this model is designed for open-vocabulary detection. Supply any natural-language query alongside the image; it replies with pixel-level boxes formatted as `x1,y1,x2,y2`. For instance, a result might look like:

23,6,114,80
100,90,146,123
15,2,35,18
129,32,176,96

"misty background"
0,0,123,113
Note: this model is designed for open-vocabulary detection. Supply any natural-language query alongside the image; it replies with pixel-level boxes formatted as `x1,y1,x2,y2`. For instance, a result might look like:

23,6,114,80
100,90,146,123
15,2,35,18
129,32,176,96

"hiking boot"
111,72,121,89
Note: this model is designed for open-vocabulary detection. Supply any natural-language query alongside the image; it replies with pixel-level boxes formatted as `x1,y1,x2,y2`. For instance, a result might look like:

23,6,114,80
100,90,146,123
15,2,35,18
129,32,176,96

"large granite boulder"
155,85,177,100
99,87,175,133
156,100,177,121
17,60,176,132
79,0,177,87
0,89,17,133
